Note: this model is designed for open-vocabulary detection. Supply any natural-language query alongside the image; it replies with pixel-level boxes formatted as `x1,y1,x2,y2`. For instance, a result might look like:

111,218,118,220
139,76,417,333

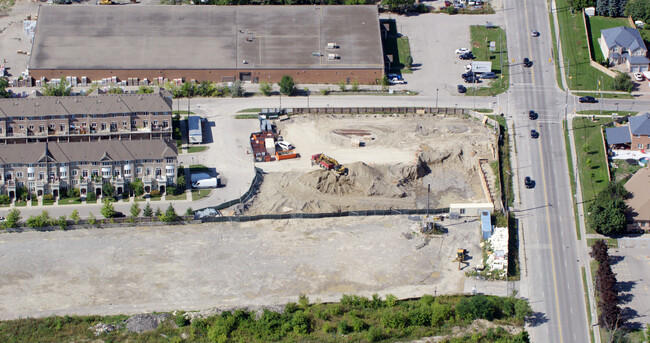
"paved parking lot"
381,12,504,97
611,239,650,328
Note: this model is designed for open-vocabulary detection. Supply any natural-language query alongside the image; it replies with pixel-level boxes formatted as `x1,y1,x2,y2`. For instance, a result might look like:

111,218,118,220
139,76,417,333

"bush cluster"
588,181,629,235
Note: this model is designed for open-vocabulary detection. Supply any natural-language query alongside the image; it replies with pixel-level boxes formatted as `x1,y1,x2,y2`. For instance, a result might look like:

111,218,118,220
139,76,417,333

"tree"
589,181,629,235
338,81,347,92
446,4,458,14
278,75,295,96
162,203,178,222
351,80,360,92
590,239,609,262
70,209,80,225
180,81,195,97
26,210,52,228
185,207,194,216
607,0,621,17
57,215,67,231
143,203,153,217
381,0,415,13
613,72,634,92
130,203,141,218
101,200,116,219
102,182,114,198
154,207,163,218
231,80,244,98
41,79,71,97
88,212,96,225
136,85,154,94
132,180,145,197
405,55,413,70
625,0,650,23
259,81,272,96
514,299,533,322
0,77,10,98
597,0,609,15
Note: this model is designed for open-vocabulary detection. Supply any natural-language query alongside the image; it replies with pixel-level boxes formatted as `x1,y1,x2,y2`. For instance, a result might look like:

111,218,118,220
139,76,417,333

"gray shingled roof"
605,126,632,144
0,91,172,118
0,140,177,164
630,113,650,136
601,26,647,52
629,56,650,64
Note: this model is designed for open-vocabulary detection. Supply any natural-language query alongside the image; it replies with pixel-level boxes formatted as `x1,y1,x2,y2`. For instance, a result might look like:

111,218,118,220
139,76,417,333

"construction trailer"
188,116,203,144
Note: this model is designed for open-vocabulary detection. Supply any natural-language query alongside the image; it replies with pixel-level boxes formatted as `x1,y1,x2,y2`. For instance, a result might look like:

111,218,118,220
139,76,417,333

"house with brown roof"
624,167,650,231
0,91,178,199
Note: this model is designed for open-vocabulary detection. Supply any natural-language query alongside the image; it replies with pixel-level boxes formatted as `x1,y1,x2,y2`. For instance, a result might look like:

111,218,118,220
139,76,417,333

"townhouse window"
101,123,106,130
49,172,56,179
102,162,111,166
92,162,99,166
49,124,55,129
143,121,149,127
153,120,158,126
82,170,88,178
122,121,128,127
60,170,67,177
27,182,35,191
647,144,650,149
27,172,34,179
113,169,120,177
155,159,163,163
136,167,142,175
146,167,152,176
92,170,98,176
60,124,65,131
124,168,131,176
16,172,22,178
39,125,45,132
163,120,169,128
91,123,97,128
5,173,12,180
28,125,34,130
460,209,466,215
102,169,111,177
38,172,45,180
72,179,78,185
155,168,161,176
72,170,78,177
166,158,174,163
639,144,644,149
82,123,87,127
132,120,137,126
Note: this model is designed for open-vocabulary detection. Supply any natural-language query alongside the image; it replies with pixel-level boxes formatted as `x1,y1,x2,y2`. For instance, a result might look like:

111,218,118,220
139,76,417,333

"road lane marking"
537,120,564,343
523,0,535,85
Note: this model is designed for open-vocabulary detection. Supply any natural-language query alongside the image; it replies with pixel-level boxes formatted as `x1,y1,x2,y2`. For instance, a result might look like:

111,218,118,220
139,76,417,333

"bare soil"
246,115,496,214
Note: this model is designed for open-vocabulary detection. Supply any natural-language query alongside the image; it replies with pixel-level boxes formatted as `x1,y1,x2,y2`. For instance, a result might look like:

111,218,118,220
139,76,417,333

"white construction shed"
471,61,492,74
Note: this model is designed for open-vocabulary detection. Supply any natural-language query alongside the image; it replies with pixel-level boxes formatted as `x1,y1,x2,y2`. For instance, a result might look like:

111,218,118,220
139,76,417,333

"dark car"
459,52,475,60
531,30,540,37
480,72,497,79
579,96,597,103
445,0,452,6
457,85,467,93
113,211,126,218
461,72,475,79
464,76,481,83
528,110,538,120
524,176,534,189
531,129,539,139
523,57,533,67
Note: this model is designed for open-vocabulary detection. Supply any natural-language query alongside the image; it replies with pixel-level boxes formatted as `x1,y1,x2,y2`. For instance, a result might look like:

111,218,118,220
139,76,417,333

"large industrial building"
28,5,385,85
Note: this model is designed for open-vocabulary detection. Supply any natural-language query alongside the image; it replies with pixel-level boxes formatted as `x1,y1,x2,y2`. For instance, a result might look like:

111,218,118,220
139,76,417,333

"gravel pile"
125,313,170,333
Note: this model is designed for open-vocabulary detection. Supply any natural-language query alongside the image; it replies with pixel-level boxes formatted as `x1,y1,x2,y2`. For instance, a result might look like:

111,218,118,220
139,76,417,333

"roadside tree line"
588,180,629,235
590,240,628,340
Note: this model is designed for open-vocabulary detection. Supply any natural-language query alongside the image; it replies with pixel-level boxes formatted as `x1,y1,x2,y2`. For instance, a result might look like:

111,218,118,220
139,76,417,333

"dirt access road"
0,216,481,320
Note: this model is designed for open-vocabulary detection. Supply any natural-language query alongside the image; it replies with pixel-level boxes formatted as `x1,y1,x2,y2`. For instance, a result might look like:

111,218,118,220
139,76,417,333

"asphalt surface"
504,0,589,342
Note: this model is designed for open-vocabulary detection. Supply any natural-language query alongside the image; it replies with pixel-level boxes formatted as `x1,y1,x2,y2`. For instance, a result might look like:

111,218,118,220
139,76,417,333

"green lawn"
58,197,82,205
14,200,26,207
397,37,413,74
573,117,612,233
549,10,564,90
468,25,509,96
587,238,618,247
381,19,412,75
187,146,207,154
556,0,618,91
165,192,187,201
172,110,194,116
42,199,55,206
234,114,259,119
580,267,595,343
572,91,634,99
610,159,642,183
236,108,261,113
586,16,632,63
576,110,637,116
191,189,211,200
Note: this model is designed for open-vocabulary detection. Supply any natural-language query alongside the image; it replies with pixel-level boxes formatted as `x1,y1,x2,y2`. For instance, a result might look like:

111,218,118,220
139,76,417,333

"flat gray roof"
30,5,384,70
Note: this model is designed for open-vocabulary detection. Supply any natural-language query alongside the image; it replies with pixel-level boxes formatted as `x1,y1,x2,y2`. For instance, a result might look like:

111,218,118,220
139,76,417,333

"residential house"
624,167,650,231
599,26,649,72
604,113,650,151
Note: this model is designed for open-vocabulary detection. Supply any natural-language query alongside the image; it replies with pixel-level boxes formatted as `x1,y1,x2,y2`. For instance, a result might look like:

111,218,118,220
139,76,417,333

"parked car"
528,110,538,120
480,72,497,79
465,64,472,72
192,177,220,189
455,48,470,54
277,141,294,150
531,30,540,37
523,57,533,67
444,0,452,6
387,73,402,80
390,78,406,84
578,96,597,103
464,76,481,83
461,72,475,79
457,85,467,93
634,72,644,81
531,129,539,139
524,176,534,189
459,52,475,60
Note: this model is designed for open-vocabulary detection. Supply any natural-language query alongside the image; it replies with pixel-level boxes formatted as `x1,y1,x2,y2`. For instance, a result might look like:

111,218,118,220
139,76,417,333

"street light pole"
436,88,439,110
600,76,603,115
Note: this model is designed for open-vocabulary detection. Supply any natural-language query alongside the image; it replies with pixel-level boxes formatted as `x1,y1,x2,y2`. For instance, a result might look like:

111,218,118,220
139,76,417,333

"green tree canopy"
278,75,295,96
625,0,650,23
0,77,10,98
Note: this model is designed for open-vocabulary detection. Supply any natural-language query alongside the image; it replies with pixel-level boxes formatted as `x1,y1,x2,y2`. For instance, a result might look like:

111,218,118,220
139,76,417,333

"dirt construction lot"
248,115,497,214
0,216,481,320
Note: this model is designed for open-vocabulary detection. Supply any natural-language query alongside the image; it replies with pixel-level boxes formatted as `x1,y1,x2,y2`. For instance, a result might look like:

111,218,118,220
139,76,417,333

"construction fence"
203,207,450,223
289,107,468,116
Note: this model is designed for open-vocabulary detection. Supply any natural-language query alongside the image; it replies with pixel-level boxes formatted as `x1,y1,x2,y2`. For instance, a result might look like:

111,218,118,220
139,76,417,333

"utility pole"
600,76,603,115
436,88,439,110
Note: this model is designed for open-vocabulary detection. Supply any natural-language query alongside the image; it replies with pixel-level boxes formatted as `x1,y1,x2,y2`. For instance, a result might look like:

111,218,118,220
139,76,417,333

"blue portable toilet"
481,210,492,239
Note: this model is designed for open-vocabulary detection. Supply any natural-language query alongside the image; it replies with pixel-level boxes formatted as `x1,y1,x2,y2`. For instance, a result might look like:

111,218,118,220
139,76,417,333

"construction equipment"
99,0,113,4
452,249,466,270
311,153,347,175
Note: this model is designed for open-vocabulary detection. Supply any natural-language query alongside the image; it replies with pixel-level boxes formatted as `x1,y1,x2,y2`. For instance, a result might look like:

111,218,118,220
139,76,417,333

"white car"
633,72,644,81
531,30,540,37
277,141,294,150
390,78,406,84
455,48,470,54
465,64,472,72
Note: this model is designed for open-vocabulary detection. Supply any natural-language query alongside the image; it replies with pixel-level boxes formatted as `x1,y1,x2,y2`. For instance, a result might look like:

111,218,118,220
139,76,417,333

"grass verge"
165,192,188,201
236,108,261,113
397,36,413,74
586,238,618,248
191,189,211,200
548,6,564,90
234,114,259,119
58,198,82,205
576,110,637,116
572,91,634,99
572,117,612,234
187,146,207,154
581,267,596,343
468,25,509,96
563,120,581,240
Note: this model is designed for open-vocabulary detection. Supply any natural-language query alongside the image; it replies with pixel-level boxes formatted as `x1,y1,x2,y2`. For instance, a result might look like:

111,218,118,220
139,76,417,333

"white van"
277,141,294,150
192,177,219,189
